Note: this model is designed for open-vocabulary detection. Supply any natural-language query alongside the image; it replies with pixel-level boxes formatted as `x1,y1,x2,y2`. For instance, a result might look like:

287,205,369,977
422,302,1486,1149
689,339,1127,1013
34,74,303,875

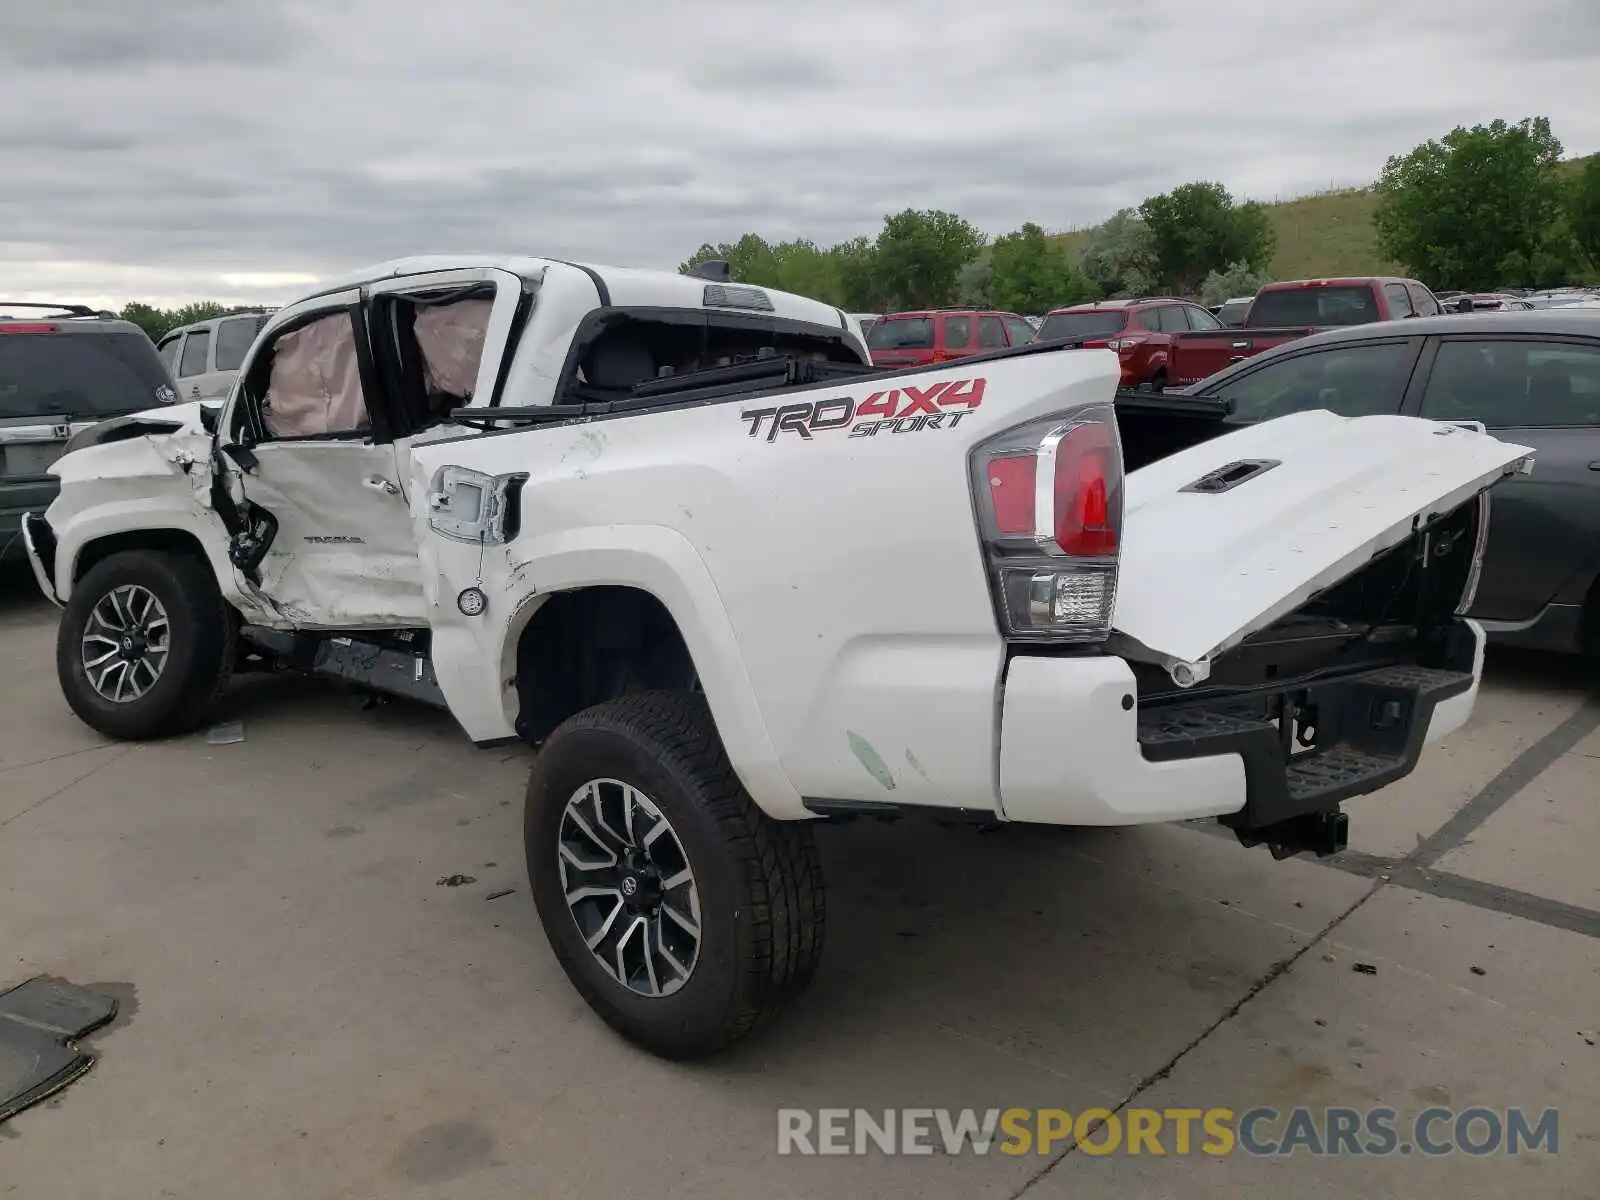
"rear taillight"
1104,337,1142,351
0,322,59,334
971,404,1123,643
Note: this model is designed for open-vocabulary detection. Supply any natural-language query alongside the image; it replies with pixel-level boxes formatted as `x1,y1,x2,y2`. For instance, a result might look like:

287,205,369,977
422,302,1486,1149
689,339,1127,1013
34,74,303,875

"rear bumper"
998,621,1483,828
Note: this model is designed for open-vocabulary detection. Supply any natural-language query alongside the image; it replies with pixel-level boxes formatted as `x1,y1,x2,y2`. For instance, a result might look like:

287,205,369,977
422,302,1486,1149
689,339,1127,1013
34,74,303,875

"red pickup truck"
1165,277,1442,387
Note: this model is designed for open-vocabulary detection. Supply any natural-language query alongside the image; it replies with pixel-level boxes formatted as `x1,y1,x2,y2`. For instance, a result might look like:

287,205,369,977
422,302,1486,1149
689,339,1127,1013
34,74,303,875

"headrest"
584,334,657,391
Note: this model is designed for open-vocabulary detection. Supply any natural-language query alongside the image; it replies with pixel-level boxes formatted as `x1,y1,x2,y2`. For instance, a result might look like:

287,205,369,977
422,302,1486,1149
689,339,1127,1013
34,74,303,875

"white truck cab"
23,254,1533,1059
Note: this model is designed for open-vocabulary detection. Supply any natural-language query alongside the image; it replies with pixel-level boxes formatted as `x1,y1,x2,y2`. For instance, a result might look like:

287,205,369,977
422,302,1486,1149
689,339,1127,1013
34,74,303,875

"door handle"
363,476,401,496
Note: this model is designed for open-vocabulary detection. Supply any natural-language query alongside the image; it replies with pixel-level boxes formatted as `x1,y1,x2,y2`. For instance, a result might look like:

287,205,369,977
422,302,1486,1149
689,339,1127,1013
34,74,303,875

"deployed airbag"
262,312,369,438
414,298,492,400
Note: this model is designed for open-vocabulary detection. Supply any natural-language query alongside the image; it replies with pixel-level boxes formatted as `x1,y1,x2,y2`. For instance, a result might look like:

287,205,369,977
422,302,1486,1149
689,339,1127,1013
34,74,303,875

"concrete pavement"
1,569,1595,1198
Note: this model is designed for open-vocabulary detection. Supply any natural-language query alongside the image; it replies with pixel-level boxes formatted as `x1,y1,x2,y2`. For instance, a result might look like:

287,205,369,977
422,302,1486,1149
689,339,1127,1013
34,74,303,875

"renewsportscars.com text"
776,1106,1559,1158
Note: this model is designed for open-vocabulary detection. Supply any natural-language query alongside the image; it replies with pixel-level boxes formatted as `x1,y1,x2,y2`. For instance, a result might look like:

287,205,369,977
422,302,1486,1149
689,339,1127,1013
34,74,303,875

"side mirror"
198,404,220,435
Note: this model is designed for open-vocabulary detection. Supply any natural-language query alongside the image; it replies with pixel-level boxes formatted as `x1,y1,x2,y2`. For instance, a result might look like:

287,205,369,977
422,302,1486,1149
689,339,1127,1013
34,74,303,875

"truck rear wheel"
56,549,235,740
525,691,825,1059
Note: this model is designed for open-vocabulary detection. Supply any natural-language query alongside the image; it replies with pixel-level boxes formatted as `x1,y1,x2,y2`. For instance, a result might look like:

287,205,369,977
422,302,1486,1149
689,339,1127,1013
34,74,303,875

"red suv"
1034,298,1223,390
866,309,1036,368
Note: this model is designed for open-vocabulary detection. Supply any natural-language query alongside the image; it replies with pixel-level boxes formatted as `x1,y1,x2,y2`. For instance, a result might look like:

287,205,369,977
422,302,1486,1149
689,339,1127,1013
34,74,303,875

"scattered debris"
1322,953,1337,963
1,977,118,1123
1578,1031,1596,1047
486,889,515,901
1352,963,1378,976
436,874,477,888
1469,965,1487,977
205,722,245,746
1313,1018,1328,1027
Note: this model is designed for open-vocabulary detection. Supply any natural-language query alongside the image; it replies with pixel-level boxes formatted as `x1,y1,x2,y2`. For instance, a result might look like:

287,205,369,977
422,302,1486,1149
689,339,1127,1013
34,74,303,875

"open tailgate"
1111,410,1534,679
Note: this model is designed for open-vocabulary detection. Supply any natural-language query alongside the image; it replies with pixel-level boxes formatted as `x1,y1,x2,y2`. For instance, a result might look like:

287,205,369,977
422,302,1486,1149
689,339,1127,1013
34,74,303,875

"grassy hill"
1050,152,1597,282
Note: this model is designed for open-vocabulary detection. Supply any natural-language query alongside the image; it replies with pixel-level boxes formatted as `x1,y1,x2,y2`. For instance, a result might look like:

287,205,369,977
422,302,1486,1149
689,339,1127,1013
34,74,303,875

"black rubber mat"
0,977,118,1122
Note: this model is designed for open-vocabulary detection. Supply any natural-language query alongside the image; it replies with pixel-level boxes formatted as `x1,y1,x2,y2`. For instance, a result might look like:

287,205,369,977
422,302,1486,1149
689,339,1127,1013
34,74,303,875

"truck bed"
1164,326,1320,388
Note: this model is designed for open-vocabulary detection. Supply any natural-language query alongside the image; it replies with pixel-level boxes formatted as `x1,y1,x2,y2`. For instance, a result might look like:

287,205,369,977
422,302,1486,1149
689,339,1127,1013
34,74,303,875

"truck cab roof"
300,255,855,336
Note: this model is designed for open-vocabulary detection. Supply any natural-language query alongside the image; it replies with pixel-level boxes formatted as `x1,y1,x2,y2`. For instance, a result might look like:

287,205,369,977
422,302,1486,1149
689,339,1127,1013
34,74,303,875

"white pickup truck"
22,255,1532,1058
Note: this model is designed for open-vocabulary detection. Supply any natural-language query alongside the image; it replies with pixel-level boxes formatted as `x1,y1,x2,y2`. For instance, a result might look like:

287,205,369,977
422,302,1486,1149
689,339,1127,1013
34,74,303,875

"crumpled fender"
425,521,808,818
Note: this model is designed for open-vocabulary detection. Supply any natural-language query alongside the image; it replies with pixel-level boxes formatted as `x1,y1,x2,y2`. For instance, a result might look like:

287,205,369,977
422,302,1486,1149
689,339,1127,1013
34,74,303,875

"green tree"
1199,260,1270,307
680,234,781,284
117,300,254,342
119,301,175,340
1373,117,1571,290
170,301,230,327
830,236,885,311
987,223,1098,313
1139,182,1275,295
1078,208,1157,298
871,208,987,309
955,247,994,307
1567,154,1600,274
680,234,846,305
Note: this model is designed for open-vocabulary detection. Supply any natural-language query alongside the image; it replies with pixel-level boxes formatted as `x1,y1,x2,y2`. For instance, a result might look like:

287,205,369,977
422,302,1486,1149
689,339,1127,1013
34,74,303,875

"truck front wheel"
525,691,825,1059
56,549,235,740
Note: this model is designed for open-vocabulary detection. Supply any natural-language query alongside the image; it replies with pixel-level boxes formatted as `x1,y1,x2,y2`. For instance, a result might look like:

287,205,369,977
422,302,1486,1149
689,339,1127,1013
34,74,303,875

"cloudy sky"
2,0,1597,309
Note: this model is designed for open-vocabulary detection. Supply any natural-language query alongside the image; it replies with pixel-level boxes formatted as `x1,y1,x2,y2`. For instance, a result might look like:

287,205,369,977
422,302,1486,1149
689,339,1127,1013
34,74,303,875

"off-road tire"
526,690,826,1059
57,549,235,740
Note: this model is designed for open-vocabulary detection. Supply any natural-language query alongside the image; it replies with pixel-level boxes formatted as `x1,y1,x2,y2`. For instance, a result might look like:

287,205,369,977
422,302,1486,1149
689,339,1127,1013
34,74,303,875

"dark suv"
1035,297,1224,390
1,303,177,561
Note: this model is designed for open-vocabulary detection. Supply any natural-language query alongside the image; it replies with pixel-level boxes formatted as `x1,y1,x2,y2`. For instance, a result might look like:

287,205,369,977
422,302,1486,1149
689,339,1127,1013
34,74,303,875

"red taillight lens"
0,322,59,333
1052,423,1118,555
971,406,1124,644
986,454,1037,534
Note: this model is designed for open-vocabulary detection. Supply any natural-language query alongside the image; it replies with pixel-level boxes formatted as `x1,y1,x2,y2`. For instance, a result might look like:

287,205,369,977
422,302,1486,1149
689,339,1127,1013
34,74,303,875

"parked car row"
9,276,1599,666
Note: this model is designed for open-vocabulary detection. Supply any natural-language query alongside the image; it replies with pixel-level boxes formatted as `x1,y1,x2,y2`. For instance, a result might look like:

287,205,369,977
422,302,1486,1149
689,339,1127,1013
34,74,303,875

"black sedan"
1171,311,1600,656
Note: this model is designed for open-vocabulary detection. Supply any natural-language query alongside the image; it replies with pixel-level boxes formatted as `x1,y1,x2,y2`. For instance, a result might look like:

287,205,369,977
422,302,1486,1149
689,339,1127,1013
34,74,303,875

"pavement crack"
0,742,118,777
1008,875,1387,1199
0,747,133,831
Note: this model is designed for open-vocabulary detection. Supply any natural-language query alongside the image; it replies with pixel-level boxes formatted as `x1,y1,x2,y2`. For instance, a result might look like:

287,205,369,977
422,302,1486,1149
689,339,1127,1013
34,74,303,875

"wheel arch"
54,503,235,606
511,585,696,744
433,527,805,818
73,527,212,583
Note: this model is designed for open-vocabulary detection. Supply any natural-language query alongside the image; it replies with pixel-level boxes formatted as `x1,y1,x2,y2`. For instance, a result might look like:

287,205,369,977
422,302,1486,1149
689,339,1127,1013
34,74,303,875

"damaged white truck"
23,255,1533,1058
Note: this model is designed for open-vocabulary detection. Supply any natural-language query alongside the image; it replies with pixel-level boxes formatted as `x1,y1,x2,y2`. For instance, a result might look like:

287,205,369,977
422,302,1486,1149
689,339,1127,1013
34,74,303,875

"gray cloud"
692,52,842,93
0,0,302,68
0,0,1597,307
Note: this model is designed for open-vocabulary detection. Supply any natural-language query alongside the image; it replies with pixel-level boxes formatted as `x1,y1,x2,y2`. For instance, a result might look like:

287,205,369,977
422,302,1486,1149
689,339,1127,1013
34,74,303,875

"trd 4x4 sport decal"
740,378,986,442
